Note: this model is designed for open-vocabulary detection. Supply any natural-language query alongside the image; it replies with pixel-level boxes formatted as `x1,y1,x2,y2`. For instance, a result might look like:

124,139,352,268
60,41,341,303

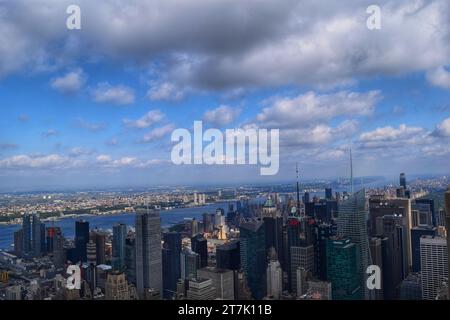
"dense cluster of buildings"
1,173,449,301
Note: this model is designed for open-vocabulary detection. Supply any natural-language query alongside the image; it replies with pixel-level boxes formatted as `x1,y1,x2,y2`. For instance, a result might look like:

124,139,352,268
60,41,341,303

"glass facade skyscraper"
326,237,362,300
135,209,163,298
239,220,266,299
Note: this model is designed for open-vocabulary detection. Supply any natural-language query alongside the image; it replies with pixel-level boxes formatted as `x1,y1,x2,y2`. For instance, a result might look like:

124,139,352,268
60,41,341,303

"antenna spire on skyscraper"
350,148,354,194
296,162,300,213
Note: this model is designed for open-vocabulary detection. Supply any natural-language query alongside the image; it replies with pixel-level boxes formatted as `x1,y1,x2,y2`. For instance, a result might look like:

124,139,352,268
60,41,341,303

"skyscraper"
290,245,315,295
22,213,31,256
240,220,266,299
90,230,106,265
198,267,235,300
445,186,450,299
325,188,332,200
14,229,23,257
105,271,130,300
420,235,448,300
186,278,216,300
181,247,200,280
191,234,208,268
266,247,282,299
53,228,65,268
400,173,406,190
326,237,362,300
135,209,163,298
337,189,370,298
411,226,436,272
32,214,43,257
75,220,89,263
162,232,182,299
112,224,127,271
216,241,240,270
263,216,284,268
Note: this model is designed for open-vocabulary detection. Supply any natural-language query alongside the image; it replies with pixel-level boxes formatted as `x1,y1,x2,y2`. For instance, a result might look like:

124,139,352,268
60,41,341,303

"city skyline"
2,0,450,189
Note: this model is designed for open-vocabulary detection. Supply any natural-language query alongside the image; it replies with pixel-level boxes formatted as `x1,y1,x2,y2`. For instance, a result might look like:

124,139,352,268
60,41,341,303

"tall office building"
326,237,362,300
135,209,163,298
369,237,383,299
90,230,106,265
380,215,408,299
22,213,31,256
216,241,240,270
75,220,89,263
400,273,422,300
191,234,208,268
198,267,235,300
445,186,450,299
420,235,448,300
368,197,412,269
411,226,436,272
86,240,97,265
125,237,136,285
181,248,200,280
14,229,23,257
162,232,182,299
240,220,266,299
53,229,65,268
325,188,332,200
105,271,130,300
415,199,436,227
112,224,127,271
400,173,406,189
266,247,283,299
46,227,61,253
290,245,315,295
186,278,216,300
263,216,284,268
337,189,370,298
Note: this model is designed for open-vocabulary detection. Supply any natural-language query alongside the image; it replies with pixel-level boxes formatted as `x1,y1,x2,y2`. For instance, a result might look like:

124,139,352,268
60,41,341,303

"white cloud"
203,105,241,127
433,118,450,137
96,154,112,163
92,82,135,105
1,1,450,90
123,110,165,129
0,154,80,169
358,124,427,149
147,82,186,101
50,69,85,94
426,67,450,90
141,124,176,143
256,91,381,128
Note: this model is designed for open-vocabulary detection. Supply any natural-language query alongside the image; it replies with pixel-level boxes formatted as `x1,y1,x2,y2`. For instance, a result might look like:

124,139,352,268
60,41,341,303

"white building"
266,247,283,299
420,235,448,300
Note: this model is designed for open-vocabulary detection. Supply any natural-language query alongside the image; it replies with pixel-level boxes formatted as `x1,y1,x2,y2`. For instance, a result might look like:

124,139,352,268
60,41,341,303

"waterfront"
0,202,232,250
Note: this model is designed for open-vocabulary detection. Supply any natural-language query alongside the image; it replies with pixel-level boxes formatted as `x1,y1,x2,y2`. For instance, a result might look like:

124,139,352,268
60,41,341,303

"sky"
1,0,450,191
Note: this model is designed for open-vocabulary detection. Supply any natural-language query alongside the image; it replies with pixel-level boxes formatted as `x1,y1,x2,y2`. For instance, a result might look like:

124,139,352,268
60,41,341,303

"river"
0,202,236,250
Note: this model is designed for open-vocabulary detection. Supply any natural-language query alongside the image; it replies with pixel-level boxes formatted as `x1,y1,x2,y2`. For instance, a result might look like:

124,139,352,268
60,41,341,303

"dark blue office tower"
162,232,182,299
240,220,266,299
411,226,436,272
75,220,89,263
192,234,208,268
22,213,32,256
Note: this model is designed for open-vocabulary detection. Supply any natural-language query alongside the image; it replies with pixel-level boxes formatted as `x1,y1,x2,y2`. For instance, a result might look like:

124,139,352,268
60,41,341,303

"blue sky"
1,0,450,190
